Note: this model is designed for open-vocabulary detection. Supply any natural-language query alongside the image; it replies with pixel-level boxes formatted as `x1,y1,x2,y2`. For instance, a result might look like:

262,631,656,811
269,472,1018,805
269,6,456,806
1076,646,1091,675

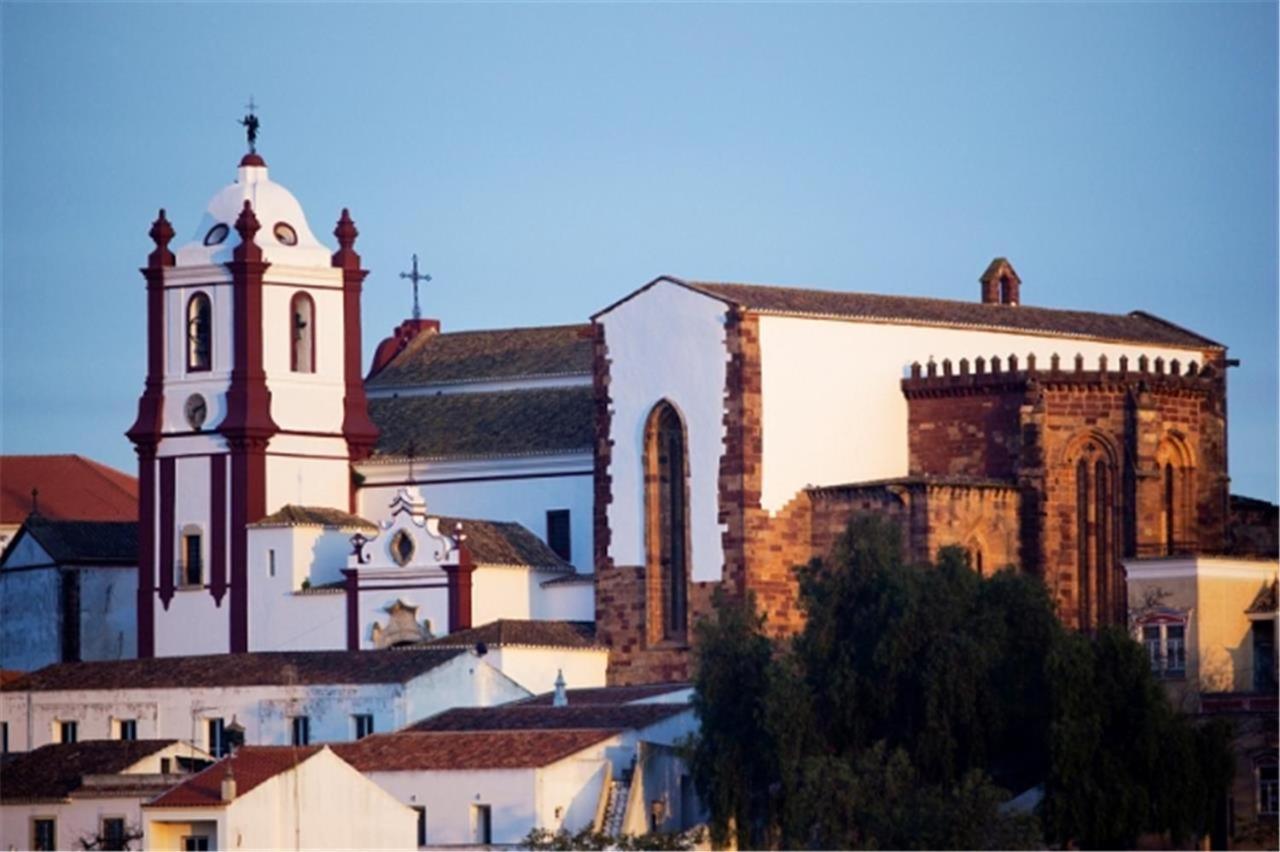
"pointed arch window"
1155,436,1195,557
645,401,689,643
187,292,212,372
1069,437,1120,630
291,292,315,373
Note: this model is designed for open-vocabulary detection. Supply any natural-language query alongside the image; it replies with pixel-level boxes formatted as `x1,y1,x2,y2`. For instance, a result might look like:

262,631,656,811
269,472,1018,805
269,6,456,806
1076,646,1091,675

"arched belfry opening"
290,291,315,373
644,400,690,644
187,292,212,372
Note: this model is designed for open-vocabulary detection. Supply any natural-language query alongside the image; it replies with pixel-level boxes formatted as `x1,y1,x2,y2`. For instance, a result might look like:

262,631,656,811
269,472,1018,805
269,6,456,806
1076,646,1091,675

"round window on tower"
203,223,229,246
273,222,298,246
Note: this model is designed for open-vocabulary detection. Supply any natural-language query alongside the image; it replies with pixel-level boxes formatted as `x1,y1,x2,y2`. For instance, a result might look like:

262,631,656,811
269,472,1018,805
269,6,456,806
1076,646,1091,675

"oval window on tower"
203,223,229,246
273,222,298,246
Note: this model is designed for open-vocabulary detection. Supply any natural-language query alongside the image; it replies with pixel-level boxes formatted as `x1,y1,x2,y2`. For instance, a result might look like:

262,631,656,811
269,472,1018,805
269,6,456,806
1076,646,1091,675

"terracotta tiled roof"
250,505,377,531
0,670,25,685
441,522,574,572
0,455,137,524
2,517,138,565
517,683,692,706
368,324,593,388
807,475,1018,495
0,740,178,801
147,746,323,808
2,649,465,692
368,387,594,460
425,619,597,649
596,277,1220,350
1247,580,1278,615
333,729,617,771
405,703,690,733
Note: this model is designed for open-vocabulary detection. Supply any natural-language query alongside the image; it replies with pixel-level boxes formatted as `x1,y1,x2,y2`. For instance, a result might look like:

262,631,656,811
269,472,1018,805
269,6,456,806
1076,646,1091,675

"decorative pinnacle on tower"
239,96,260,155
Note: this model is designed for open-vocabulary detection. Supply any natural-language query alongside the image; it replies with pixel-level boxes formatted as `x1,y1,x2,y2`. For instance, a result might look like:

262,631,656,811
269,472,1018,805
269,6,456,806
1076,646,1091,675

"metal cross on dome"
399,254,432,321
239,96,260,154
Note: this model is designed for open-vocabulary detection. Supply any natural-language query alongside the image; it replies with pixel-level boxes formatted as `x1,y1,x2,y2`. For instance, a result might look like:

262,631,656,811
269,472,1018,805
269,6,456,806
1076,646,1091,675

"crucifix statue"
399,254,432,321
239,96,260,154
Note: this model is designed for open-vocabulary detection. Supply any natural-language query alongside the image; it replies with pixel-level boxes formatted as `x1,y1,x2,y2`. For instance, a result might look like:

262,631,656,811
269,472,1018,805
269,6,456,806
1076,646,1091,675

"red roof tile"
333,729,617,771
406,703,690,733
0,455,137,524
147,746,323,808
0,740,179,801
517,683,691,706
2,648,465,692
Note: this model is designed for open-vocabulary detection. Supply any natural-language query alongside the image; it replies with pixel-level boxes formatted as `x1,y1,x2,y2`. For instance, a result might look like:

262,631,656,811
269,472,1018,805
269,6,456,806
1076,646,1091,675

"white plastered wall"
480,646,609,695
599,282,730,581
756,315,1210,512
357,455,594,574
262,272,347,435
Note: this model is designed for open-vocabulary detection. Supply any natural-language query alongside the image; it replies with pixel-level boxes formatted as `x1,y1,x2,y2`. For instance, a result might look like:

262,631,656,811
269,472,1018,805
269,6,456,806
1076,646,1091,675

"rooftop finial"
399,254,432,321
240,96,259,154
553,669,568,707
238,97,265,167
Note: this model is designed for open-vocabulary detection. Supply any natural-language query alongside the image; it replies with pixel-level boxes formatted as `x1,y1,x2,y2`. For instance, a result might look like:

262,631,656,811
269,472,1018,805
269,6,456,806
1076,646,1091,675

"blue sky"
2,2,1276,500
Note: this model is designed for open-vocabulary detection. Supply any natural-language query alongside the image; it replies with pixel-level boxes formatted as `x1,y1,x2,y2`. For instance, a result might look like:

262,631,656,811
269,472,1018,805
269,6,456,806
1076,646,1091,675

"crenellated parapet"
902,351,1222,398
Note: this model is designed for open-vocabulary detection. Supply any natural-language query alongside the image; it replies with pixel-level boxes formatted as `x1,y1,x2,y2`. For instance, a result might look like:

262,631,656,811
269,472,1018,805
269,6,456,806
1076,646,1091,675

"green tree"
690,514,1234,850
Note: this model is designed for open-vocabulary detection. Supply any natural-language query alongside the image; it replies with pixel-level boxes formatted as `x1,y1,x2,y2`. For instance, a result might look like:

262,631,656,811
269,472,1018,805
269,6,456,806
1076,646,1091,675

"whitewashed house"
334,729,624,846
0,648,527,754
143,745,415,850
0,739,210,852
0,518,138,671
421,619,608,694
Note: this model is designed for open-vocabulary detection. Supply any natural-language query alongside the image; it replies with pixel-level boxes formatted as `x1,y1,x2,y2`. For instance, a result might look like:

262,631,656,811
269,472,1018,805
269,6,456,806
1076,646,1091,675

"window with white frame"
115,718,137,741
57,720,78,744
207,718,227,757
1258,760,1279,817
1137,613,1187,678
353,713,374,740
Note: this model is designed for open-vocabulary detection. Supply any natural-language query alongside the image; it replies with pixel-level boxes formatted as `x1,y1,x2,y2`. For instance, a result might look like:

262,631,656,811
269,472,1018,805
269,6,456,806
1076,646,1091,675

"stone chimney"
553,669,567,707
979,257,1021,306
220,764,236,802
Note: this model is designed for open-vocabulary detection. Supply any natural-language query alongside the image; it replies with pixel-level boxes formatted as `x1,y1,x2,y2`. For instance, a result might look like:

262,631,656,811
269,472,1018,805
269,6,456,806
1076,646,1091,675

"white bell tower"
128,147,378,657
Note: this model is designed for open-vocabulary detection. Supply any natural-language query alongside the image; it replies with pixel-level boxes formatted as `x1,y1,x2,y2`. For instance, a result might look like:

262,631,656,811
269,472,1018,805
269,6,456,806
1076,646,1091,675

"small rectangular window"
116,719,137,741
471,804,492,845
353,713,374,740
184,533,203,586
1165,625,1186,674
413,806,427,847
58,721,77,744
546,510,571,562
291,716,310,746
1142,625,1161,671
207,718,227,757
269,549,276,578
101,817,127,851
160,757,172,774
1,720,7,754
183,837,210,852
1259,764,1279,816
32,818,56,851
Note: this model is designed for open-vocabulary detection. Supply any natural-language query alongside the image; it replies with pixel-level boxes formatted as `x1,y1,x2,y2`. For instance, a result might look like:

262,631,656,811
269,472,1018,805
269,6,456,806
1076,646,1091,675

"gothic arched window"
645,401,689,642
1069,436,1120,630
1156,435,1195,556
187,292,212,372
290,292,315,373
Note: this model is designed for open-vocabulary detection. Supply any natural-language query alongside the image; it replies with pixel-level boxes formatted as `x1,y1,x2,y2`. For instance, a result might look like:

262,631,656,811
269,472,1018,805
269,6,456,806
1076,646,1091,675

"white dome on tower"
174,155,332,268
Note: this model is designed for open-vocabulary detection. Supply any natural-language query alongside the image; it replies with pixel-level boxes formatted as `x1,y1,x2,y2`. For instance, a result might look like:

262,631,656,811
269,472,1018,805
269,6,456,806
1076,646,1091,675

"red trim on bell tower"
219,200,279,653
442,540,476,632
127,209,175,659
332,209,380,511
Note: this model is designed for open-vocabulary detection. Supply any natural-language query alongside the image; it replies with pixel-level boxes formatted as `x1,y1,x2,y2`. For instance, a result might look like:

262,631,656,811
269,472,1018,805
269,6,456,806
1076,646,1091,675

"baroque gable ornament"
370,599,432,648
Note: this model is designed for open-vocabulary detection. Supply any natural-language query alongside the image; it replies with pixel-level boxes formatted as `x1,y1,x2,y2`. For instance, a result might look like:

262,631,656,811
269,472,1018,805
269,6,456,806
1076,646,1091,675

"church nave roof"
366,323,593,389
